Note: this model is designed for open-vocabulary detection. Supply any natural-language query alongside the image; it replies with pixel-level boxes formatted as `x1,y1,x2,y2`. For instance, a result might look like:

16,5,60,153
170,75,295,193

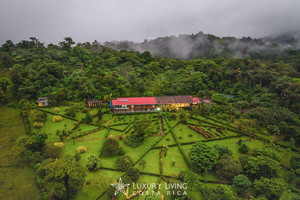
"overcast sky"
0,0,299,45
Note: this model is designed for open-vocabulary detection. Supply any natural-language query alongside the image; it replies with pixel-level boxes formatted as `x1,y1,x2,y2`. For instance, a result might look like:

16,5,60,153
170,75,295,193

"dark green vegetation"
0,37,300,200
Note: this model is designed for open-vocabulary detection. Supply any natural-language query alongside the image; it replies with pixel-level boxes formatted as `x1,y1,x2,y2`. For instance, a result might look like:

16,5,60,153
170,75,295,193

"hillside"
104,31,300,59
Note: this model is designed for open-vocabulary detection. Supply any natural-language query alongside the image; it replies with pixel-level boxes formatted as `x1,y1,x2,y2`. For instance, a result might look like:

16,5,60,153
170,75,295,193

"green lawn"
0,105,42,200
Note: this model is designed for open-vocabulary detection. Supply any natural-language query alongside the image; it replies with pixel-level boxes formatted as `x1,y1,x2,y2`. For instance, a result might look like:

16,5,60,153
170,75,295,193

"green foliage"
25,132,48,152
239,143,249,154
215,155,242,182
214,144,233,157
126,118,152,147
33,111,47,122
183,171,202,192
188,142,219,172
253,177,287,200
116,155,133,171
86,154,101,171
83,112,92,123
233,175,252,194
200,184,236,200
37,156,86,199
124,167,140,182
65,106,77,118
251,147,282,162
244,156,280,180
101,138,122,157
290,155,300,170
138,189,161,200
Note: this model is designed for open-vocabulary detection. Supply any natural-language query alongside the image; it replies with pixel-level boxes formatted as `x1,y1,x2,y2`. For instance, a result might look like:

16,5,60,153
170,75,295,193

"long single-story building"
110,96,200,113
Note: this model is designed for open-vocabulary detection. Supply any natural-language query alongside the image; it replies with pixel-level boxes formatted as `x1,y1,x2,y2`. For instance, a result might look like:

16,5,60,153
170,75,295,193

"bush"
52,115,63,122
101,139,121,156
238,139,243,145
43,144,63,159
239,143,249,154
253,177,287,200
86,154,101,171
125,167,140,182
53,107,61,113
76,146,87,154
214,144,233,157
33,111,47,122
215,155,242,182
189,142,219,172
34,122,44,128
233,175,252,194
53,142,65,149
116,155,133,171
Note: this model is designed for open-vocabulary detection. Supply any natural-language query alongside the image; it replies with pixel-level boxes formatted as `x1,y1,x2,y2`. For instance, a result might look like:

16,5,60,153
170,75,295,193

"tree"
253,177,286,200
214,144,233,158
116,155,133,171
201,185,236,200
25,132,48,152
239,143,249,154
86,154,101,171
188,142,219,172
290,155,300,170
101,138,121,157
33,111,47,122
138,159,147,170
183,171,202,192
233,175,252,194
215,155,242,182
37,156,86,199
84,113,92,123
125,167,140,182
244,156,279,180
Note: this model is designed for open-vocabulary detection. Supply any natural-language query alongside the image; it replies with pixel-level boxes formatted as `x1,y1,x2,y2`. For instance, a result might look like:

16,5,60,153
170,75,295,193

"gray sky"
0,0,299,45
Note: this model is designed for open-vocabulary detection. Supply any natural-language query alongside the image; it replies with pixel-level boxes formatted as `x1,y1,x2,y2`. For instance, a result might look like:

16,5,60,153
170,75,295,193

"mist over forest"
104,31,300,59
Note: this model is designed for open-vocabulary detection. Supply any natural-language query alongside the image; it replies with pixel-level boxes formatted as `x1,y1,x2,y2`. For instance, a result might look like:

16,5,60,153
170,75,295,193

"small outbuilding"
86,99,101,107
37,97,48,107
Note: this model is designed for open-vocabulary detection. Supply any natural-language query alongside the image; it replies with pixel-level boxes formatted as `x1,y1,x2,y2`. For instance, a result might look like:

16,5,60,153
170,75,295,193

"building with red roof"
110,96,200,113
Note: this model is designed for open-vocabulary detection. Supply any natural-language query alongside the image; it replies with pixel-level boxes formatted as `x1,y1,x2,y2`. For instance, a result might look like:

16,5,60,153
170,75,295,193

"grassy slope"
0,105,42,200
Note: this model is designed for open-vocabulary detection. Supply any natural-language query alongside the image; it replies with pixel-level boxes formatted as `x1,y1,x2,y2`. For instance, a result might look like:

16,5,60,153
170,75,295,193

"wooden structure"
37,97,48,107
86,99,101,107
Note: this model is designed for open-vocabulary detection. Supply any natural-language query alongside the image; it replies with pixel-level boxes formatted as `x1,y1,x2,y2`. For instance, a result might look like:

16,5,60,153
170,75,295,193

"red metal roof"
112,97,157,106
192,97,200,103
111,96,201,106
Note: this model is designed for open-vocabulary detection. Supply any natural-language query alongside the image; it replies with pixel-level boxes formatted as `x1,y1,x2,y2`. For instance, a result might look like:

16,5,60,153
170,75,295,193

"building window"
152,105,155,107
137,105,140,108
147,108,150,111
141,109,143,112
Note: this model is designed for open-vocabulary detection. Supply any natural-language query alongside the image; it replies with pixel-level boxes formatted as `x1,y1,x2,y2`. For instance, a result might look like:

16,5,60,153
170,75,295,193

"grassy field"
0,105,42,200
4,105,299,200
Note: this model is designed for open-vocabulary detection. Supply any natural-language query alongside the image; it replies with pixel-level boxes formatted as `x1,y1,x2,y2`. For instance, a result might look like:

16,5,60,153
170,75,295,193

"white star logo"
111,177,130,196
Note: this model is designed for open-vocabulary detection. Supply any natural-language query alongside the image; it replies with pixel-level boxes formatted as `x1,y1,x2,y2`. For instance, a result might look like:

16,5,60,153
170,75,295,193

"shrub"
53,142,65,149
76,146,87,154
52,115,63,122
74,154,81,162
239,143,249,154
125,167,140,182
253,177,287,199
33,111,47,122
214,144,233,157
238,139,243,145
189,142,219,172
34,122,44,129
116,155,133,171
53,107,61,113
101,139,121,156
233,175,252,194
43,144,63,159
215,155,242,182
86,154,101,171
